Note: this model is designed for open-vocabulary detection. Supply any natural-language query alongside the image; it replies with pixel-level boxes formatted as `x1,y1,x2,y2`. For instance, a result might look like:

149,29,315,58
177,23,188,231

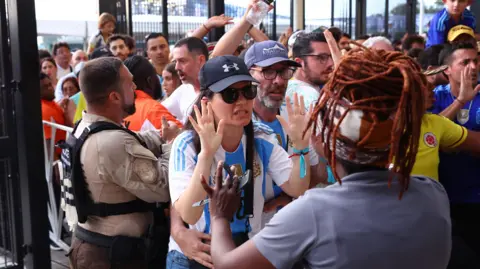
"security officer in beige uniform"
62,57,171,269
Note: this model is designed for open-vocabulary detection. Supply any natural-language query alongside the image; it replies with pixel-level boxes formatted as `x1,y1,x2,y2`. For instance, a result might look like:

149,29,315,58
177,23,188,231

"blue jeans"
166,250,209,269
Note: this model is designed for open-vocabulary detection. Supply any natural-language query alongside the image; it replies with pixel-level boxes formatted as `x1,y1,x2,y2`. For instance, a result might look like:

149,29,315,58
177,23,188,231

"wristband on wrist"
318,156,336,184
289,147,309,179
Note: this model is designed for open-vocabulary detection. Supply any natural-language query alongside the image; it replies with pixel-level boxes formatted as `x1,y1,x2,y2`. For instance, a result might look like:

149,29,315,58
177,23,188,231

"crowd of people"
37,0,480,268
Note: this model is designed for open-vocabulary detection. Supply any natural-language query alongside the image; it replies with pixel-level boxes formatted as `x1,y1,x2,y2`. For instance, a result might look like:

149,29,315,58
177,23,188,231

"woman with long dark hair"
167,55,312,269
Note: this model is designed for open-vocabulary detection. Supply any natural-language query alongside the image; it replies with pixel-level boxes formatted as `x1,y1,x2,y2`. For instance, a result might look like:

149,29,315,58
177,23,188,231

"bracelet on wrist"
290,147,309,179
456,98,466,106
202,24,210,32
318,156,328,164
247,24,254,32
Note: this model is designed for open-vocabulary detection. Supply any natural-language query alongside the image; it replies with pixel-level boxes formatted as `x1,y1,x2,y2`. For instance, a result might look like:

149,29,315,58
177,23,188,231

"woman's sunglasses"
220,84,257,104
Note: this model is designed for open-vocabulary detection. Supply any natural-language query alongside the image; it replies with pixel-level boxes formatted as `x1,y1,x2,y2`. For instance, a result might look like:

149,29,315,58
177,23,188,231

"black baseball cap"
199,55,258,93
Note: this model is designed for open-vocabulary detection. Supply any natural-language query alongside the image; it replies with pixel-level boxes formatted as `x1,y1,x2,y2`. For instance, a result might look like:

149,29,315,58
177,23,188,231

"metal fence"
131,0,287,54
43,120,72,254
132,0,208,53
0,158,22,269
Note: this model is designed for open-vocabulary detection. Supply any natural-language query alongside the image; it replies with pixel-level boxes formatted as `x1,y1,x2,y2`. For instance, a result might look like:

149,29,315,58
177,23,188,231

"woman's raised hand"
277,93,313,150
189,98,225,158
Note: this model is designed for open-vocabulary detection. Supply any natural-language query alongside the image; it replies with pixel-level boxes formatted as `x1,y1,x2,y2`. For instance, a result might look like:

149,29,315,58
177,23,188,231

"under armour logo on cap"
223,63,240,72
199,55,258,93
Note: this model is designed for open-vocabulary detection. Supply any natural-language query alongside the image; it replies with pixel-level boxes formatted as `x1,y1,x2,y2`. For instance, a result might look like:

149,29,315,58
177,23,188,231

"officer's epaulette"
252,121,274,135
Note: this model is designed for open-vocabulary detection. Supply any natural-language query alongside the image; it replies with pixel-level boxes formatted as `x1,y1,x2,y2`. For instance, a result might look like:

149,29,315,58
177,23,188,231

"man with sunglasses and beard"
66,57,171,269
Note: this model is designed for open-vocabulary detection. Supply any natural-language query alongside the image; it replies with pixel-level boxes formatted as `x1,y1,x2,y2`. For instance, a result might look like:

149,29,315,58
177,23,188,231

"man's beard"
258,85,286,110
260,95,283,110
305,61,329,86
117,53,127,61
42,92,55,101
122,92,136,115
123,102,136,116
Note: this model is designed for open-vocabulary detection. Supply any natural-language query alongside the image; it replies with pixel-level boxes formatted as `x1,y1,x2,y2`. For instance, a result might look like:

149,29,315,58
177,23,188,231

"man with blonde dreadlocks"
199,47,451,269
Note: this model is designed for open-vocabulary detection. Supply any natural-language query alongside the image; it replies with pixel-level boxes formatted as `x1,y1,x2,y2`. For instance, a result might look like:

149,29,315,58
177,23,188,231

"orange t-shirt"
41,100,67,156
124,90,183,132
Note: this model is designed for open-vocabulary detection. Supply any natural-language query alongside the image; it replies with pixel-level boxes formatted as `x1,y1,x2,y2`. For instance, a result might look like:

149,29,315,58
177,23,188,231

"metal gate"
0,0,51,268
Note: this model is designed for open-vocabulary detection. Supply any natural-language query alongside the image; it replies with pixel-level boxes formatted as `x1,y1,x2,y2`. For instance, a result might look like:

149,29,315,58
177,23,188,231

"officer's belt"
75,225,143,248
75,225,148,263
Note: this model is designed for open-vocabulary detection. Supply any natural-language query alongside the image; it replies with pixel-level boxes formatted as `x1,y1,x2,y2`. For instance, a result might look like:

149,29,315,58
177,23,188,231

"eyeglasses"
220,84,257,104
301,53,332,64
250,67,296,80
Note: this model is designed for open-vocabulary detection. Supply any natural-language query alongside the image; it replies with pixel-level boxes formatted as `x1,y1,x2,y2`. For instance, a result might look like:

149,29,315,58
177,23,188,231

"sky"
35,0,99,20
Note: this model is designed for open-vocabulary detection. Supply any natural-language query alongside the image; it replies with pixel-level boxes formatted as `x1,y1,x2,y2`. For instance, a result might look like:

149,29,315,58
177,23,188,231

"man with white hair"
363,36,394,51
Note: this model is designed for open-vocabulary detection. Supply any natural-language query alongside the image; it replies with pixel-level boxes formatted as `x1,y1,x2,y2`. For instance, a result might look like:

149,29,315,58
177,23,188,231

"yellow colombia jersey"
73,92,87,123
411,113,467,181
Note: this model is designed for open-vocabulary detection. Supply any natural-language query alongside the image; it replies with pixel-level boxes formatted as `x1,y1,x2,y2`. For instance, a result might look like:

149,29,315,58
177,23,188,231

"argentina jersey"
251,113,321,232
168,122,293,254
252,113,320,198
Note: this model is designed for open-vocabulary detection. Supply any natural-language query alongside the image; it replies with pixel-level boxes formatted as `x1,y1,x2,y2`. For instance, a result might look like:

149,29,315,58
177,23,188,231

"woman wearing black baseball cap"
166,55,313,269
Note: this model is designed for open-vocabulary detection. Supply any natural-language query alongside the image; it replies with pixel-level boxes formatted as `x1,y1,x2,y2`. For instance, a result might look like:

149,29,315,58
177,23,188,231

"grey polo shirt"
253,171,451,269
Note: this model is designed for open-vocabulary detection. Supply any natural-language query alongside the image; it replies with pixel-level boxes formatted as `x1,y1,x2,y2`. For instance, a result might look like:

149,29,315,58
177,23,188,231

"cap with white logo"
244,40,301,69
199,55,258,93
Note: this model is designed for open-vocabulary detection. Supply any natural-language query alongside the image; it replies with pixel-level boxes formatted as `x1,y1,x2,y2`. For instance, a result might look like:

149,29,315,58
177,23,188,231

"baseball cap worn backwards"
199,55,258,93
245,40,301,69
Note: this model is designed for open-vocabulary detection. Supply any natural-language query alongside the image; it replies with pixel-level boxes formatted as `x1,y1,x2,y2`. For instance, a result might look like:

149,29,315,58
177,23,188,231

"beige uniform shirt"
76,113,170,237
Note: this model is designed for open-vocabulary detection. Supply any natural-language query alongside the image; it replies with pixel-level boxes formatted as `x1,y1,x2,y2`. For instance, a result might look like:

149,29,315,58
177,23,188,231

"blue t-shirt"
426,7,476,48
431,84,480,204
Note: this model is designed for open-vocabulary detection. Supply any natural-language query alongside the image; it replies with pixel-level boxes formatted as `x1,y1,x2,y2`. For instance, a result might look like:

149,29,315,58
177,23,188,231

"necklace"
451,92,473,125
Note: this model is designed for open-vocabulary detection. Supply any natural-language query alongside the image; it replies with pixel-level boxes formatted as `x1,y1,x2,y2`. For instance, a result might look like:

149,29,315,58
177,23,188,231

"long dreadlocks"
305,48,428,199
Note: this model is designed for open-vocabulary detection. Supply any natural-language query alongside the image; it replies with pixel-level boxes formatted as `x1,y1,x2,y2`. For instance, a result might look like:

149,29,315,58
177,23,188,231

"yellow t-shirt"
411,113,467,181
73,92,87,123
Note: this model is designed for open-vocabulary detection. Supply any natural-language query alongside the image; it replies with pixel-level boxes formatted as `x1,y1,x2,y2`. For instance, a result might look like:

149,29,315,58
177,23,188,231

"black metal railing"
0,158,22,269
0,0,52,267
132,0,284,54
132,0,208,52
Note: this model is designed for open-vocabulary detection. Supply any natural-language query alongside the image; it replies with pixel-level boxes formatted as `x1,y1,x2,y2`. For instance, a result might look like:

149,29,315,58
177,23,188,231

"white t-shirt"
161,84,198,125
88,31,106,51
57,64,72,80
168,122,293,254
280,79,320,123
